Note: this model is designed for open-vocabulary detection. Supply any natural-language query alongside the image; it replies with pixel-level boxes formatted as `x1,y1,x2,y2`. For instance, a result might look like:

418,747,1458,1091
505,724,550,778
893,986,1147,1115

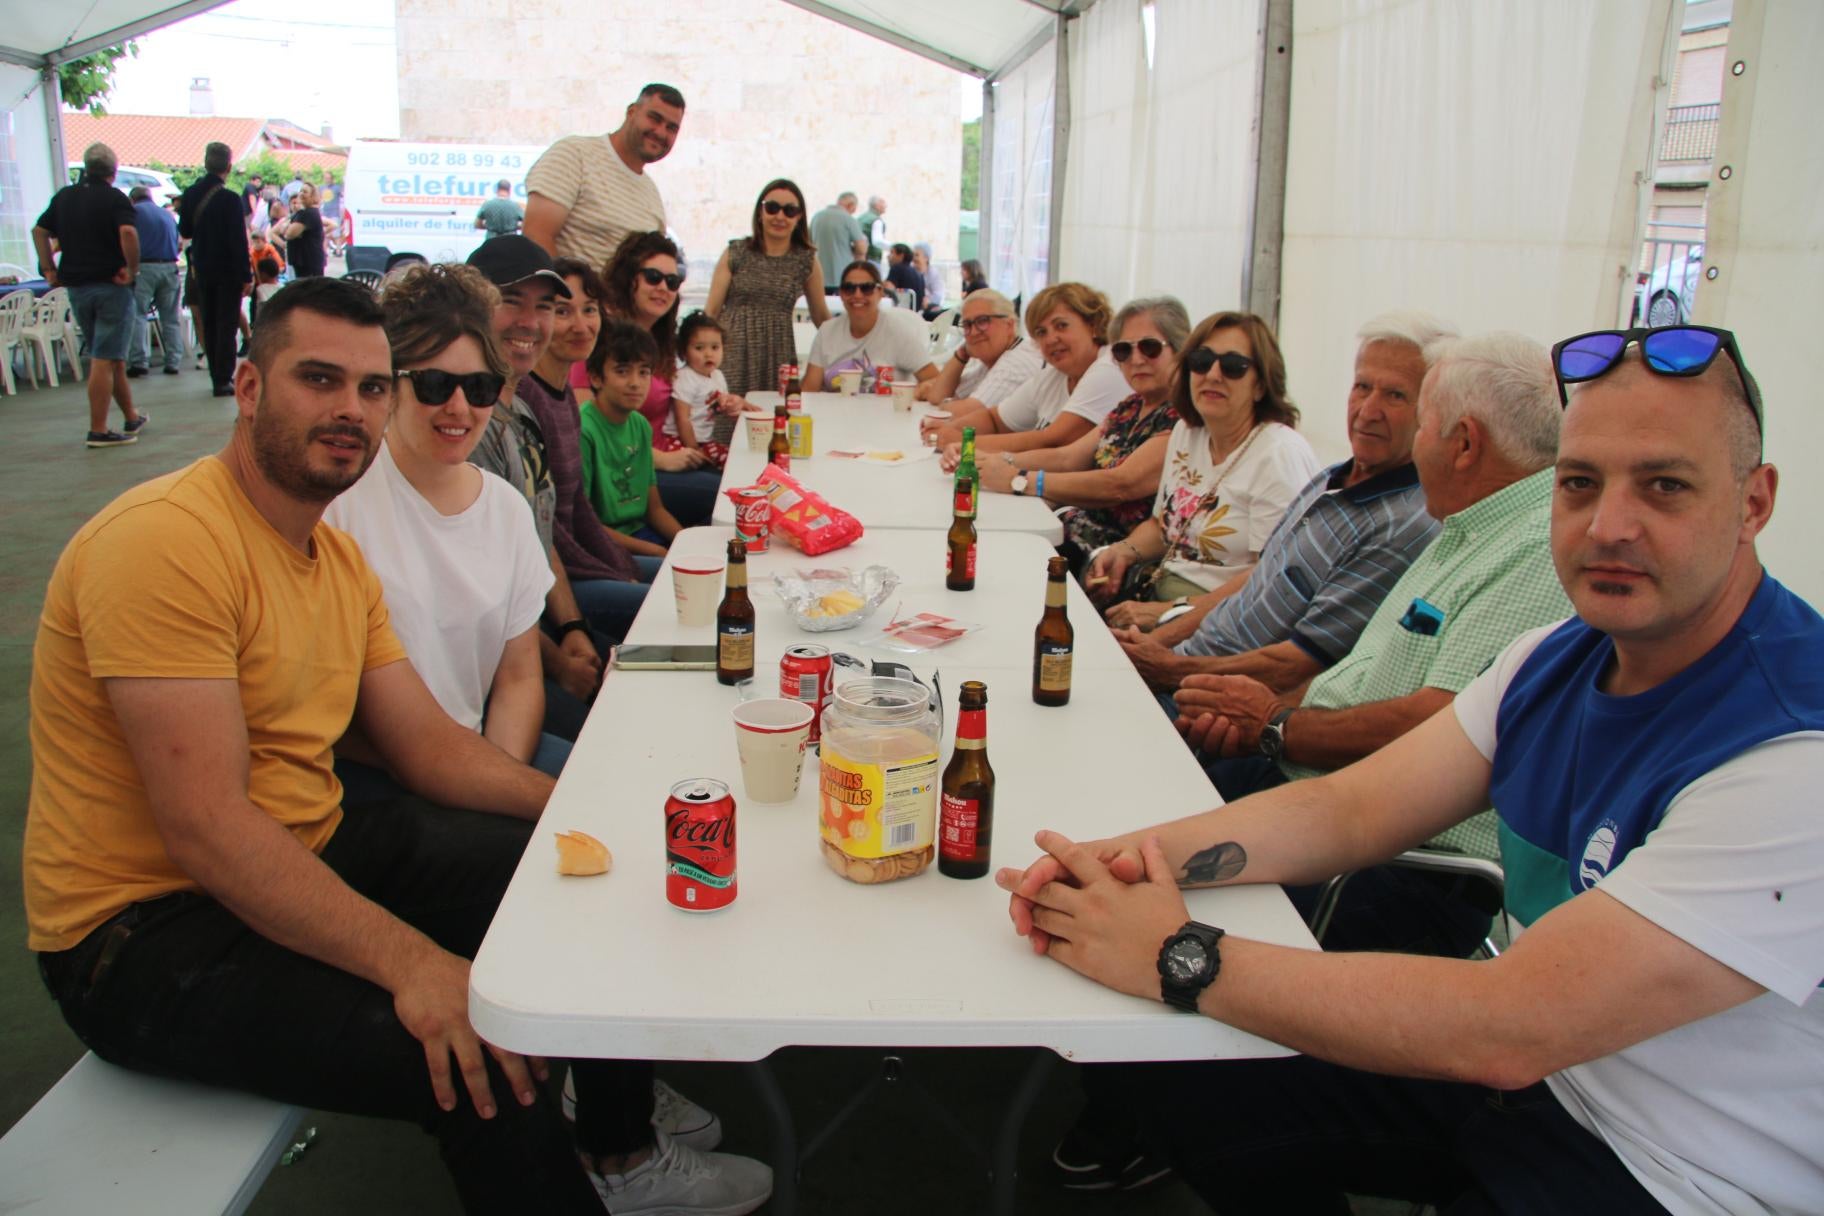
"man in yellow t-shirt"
24,278,603,1210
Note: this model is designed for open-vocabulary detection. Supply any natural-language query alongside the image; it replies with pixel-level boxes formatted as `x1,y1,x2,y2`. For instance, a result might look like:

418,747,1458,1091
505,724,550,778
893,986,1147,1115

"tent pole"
41,65,66,195
1046,13,1070,287
1243,0,1293,329
979,79,995,286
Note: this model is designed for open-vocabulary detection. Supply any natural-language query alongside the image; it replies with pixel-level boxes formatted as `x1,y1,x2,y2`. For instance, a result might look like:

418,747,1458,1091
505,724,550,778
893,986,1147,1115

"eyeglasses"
960,314,1012,333
1550,325,1763,429
636,267,684,291
1184,347,1254,380
761,201,803,219
1111,338,1169,363
839,281,880,296
394,369,505,408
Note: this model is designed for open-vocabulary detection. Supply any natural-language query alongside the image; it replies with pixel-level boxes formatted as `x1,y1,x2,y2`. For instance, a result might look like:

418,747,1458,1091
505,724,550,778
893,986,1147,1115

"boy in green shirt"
578,321,684,557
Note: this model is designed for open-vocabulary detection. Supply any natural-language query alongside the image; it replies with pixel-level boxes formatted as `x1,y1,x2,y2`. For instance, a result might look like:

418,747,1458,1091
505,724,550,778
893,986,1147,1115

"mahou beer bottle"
946,463,978,592
785,367,803,412
1032,555,1074,706
939,681,995,879
716,538,755,686
768,403,792,469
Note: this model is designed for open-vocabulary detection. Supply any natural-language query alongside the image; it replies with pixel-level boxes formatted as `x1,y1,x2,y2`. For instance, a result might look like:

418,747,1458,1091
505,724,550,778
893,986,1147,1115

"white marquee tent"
3,0,1820,598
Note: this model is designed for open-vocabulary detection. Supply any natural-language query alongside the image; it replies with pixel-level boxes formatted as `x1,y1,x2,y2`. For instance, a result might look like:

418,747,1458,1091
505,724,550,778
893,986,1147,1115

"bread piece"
555,830,612,876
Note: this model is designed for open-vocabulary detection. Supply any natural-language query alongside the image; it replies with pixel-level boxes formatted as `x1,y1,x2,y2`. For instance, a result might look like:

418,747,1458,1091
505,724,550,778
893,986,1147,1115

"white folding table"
713,391,1065,542
471,526,1316,1211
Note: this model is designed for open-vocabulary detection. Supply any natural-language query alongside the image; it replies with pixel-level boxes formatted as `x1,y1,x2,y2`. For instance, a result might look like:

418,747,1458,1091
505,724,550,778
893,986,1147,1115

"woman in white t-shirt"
1089,309,1320,611
323,264,564,794
801,260,938,392
934,281,1130,466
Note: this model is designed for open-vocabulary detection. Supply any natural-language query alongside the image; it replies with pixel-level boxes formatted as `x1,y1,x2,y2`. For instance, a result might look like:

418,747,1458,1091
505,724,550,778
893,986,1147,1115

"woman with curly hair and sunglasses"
706,178,832,398
323,264,570,787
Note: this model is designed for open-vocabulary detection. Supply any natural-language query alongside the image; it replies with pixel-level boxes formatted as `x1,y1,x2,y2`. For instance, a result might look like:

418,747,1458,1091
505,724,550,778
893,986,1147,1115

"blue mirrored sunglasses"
1551,325,1762,432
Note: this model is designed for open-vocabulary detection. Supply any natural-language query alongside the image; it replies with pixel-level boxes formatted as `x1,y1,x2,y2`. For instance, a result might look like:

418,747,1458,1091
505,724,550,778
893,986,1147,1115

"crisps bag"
755,464,864,556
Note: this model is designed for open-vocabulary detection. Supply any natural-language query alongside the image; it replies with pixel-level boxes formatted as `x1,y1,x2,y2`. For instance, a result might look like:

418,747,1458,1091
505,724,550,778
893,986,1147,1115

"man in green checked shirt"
1174,331,1570,956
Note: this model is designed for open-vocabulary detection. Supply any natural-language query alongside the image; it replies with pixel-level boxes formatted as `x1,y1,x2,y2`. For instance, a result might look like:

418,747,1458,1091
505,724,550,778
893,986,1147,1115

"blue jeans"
656,469,721,528
130,263,183,370
571,555,663,643
68,281,136,362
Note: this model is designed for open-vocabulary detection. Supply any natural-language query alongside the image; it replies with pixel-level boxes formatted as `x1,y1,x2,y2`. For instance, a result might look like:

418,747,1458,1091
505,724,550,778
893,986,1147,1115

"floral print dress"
1058,393,1180,550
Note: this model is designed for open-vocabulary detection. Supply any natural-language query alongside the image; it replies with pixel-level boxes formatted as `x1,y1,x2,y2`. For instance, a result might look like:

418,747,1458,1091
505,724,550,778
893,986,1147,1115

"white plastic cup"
742,412,774,452
890,381,916,411
731,698,816,803
834,370,860,396
672,557,726,626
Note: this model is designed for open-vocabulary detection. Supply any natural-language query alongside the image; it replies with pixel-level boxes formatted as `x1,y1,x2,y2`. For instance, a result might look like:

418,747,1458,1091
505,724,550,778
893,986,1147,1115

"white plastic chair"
21,289,78,387
0,289,33,394
0,261,33,283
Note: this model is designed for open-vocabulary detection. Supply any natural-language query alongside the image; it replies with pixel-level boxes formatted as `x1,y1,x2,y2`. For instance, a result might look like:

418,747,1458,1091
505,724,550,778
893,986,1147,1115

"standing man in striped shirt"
522,84,683,272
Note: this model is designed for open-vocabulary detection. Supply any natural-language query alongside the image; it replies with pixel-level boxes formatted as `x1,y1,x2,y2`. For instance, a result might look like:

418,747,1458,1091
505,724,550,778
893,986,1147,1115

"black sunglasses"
1550,325,1762,430
394,369,505,408
636,267,684,291
1111,338,1170,363
839,281,880,296
761,200,803,219
1184,347,1254,380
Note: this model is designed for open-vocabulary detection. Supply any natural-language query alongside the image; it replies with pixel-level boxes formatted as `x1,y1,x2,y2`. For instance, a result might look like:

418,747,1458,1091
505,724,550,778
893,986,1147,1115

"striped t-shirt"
525,134,666,270
1176,460,1438,665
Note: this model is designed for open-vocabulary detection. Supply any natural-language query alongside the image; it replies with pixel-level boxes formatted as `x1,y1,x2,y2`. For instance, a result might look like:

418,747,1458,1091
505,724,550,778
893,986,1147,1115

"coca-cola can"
777,362,799,397
875,364,895,395
780,645,833,744
725,485,771,553
666,778,737,912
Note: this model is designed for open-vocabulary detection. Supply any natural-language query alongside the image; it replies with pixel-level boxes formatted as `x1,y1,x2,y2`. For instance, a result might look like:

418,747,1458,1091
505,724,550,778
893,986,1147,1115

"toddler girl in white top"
667,312,733,463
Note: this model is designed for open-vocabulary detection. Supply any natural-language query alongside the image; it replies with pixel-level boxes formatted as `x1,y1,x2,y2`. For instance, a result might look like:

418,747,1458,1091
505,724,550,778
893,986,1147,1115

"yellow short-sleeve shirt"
24,457,407,951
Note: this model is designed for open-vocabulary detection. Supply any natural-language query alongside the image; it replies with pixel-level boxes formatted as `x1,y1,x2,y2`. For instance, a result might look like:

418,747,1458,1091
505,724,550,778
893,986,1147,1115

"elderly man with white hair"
914,286,1045,410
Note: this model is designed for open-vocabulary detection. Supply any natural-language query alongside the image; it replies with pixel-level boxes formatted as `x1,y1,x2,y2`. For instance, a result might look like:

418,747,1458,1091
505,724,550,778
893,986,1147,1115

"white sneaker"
589,1129,772,1216
562,1072,724,1151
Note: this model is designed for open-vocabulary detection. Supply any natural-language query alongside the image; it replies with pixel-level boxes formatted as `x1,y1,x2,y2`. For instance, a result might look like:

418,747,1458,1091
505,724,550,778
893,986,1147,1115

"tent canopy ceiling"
0,0,233,70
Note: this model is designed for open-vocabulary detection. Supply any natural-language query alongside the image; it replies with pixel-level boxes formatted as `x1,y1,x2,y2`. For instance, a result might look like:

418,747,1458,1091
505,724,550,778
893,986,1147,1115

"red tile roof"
60,113,346,173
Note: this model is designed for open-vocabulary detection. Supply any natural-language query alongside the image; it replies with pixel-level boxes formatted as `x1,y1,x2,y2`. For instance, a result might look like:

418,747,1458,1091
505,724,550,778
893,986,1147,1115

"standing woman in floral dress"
707,179,831,412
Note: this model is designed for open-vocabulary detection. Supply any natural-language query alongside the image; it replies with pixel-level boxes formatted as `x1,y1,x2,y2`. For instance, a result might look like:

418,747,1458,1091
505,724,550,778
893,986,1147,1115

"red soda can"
777,363,799,398
875,364,895,395
666,778,737,912
780,644,834,744
725,485,771,552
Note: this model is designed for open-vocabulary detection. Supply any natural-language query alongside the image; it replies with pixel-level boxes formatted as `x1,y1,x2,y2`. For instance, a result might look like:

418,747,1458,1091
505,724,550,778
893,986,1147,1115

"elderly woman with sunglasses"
800,260,939,392
913,287,1043,408
974,297,1190,565
324,265,570,790
707,178,832,398
1089,310,1320,629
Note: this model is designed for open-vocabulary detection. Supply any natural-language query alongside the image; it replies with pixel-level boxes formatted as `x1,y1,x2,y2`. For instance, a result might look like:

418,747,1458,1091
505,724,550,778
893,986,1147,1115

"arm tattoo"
1180,842,1247,888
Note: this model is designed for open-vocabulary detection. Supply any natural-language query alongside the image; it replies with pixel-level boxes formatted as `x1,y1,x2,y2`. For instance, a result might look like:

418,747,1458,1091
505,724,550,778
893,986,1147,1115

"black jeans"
1102,1055,1667,1215
37,796,652,1213
193,270,243,390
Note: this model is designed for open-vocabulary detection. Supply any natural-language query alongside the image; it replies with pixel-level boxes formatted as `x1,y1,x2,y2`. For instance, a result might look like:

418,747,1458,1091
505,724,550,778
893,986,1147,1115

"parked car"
1638,243,1703,327
66,162,182,202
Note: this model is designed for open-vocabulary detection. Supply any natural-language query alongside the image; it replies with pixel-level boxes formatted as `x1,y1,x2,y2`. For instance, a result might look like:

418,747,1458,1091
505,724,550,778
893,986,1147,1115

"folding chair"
0,289,33,394
1307,810,1507,958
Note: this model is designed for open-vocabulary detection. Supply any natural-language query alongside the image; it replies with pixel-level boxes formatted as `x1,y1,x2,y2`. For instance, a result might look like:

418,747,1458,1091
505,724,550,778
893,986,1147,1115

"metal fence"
1660,102,1721,162
1634,223,1705,326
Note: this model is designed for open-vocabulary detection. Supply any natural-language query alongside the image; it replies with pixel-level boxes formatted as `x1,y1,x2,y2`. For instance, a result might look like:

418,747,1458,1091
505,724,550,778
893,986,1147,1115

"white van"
342,139,544,271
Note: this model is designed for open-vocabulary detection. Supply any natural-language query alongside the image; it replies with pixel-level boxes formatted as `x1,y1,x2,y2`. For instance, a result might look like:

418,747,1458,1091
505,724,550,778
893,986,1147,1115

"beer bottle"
946,463,978,592
785,368,803,412
955,426,979,516
1032,555,1073,706
939,680,995,879
716,537,755,686
767,402,791,469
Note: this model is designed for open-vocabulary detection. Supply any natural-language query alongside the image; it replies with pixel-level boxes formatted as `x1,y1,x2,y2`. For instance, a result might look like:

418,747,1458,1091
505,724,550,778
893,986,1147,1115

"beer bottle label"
939,792,983,861
769,450,790,470
945,544,977,579
953,487,975,518
1036,641,1073,691
718,622,754,670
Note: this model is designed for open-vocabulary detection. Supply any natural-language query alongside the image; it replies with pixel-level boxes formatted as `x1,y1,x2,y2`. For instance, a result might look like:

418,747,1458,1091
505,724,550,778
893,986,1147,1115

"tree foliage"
148,149,342,194
961,119,981,212
57,43,138,116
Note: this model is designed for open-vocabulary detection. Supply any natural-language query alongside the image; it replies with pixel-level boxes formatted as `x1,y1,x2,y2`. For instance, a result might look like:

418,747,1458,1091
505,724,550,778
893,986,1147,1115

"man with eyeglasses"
1001,324,1822,1214
915,288,1044,412
523,83,683,270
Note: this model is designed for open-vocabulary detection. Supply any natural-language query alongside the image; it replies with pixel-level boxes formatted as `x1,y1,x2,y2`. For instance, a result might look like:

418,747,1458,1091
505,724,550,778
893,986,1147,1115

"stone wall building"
395,0,964,282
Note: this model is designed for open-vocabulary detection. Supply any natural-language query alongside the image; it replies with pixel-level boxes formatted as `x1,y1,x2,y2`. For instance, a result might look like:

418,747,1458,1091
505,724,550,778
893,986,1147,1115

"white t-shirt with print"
323,441,553,732
808,308,932,384
957,339,1045,409
667,364,729,442
1152,420,1320,591
1453,626,1824,1216
995,349,1128,434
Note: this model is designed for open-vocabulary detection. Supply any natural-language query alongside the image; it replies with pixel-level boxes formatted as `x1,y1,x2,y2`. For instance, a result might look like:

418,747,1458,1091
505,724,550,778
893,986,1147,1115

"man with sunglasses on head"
1000,323,1823,1214
915,287,1044,409
523,83,683,271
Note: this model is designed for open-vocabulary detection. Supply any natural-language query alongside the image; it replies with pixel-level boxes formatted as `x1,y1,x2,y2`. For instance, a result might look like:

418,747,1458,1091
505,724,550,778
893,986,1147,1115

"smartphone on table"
612,644,720,671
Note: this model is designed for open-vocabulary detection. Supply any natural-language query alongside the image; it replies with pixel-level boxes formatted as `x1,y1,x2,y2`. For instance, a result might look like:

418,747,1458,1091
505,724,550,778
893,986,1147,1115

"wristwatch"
1258,707,1296,762
1010,472,1030,496
1157,921,1225,1011
554,618,590,640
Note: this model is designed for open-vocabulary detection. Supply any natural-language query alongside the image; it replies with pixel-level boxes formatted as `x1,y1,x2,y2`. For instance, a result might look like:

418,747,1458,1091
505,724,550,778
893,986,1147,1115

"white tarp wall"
1276,0,1674,469
1699,0,1824,602
987,35,1057,304
1,66,58,270
1059,0,1264,316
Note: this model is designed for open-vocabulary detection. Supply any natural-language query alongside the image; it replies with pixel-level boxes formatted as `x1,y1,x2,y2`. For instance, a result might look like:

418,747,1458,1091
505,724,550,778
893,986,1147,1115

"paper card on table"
867,610,982,652
826,448,936,466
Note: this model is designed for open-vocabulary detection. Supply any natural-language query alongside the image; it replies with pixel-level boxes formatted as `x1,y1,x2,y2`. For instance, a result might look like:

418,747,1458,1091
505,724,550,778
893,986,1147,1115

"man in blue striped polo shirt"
1117,312,1452,698
1004,326,1823,1214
